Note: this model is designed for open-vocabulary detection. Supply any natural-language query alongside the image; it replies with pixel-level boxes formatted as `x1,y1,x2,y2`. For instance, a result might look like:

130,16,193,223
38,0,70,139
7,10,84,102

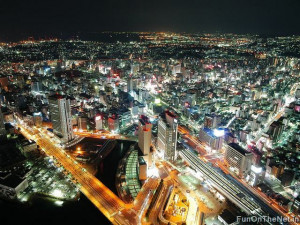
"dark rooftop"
228,143,251,155
219,209,236,225
0,174,25,188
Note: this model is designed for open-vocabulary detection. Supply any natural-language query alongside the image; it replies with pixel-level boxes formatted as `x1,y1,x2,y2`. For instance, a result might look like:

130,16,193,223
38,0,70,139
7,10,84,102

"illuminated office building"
138,115,152,156
157,111,178,161
48,94,74,142
224,143,253,178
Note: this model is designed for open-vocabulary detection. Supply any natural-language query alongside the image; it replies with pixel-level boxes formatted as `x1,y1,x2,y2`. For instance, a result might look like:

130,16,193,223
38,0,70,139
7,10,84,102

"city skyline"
0,33,299,225
0,1,300,224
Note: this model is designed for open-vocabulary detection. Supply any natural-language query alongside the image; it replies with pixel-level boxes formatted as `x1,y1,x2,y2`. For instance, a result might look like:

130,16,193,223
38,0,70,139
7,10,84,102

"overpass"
74,130,138,142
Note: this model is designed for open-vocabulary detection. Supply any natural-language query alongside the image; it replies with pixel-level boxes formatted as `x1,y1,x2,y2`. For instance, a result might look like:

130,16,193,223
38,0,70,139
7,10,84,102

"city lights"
1,29,300,225
51,189,64,198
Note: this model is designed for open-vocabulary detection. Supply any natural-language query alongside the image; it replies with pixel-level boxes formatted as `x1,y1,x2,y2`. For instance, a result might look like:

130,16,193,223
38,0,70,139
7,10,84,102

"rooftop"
0,174,25,189
228,143,251,155
219,209,237,225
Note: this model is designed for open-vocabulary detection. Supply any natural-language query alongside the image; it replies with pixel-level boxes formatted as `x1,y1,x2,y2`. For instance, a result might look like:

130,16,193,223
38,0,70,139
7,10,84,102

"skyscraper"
127,77,133,93
157,110,178,161
127,76,137,93
268,120,284,142
108,114,119,133
138,115,152,156
48,94,74,143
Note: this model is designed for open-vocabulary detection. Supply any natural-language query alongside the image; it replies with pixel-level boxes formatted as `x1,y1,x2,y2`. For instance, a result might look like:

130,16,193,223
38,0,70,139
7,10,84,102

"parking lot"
18,157,80,204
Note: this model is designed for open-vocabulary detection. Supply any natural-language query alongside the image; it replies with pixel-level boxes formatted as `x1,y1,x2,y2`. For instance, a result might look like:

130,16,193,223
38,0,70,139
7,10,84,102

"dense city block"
0,32,300,225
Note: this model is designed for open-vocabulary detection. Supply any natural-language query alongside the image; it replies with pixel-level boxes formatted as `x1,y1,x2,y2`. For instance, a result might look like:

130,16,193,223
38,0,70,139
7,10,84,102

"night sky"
0,0,299,40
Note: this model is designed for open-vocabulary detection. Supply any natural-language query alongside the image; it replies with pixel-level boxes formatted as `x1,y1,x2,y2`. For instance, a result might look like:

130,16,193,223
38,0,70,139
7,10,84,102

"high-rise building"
224,143,253,178
118,110,131,129
138,156,147,180
95,114,103,130
127,77,137,93
157,110,178,161
204,113,221,129
199,128,224,151
108,114,119,133
138,115,152,156
268,120,284,142
33,112,43,128
248,165,265,187
266,158,284,178
78,116,88,131
48,94,74,142
0,106,6,136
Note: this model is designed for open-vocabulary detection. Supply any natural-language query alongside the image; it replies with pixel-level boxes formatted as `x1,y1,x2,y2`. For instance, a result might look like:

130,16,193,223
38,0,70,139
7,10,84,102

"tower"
108,114,119,133
157,111,178,161
48,94,74,143
127,77,133,93
138,115,152,156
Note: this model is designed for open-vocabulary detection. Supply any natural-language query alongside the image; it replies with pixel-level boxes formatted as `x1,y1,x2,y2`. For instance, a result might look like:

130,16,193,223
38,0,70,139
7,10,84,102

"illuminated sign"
154,98,161,104
213,129,225,137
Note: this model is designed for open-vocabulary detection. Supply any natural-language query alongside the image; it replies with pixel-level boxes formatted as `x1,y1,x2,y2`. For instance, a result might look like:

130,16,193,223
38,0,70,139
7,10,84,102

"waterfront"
0,140,135,225
0,195,111,225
